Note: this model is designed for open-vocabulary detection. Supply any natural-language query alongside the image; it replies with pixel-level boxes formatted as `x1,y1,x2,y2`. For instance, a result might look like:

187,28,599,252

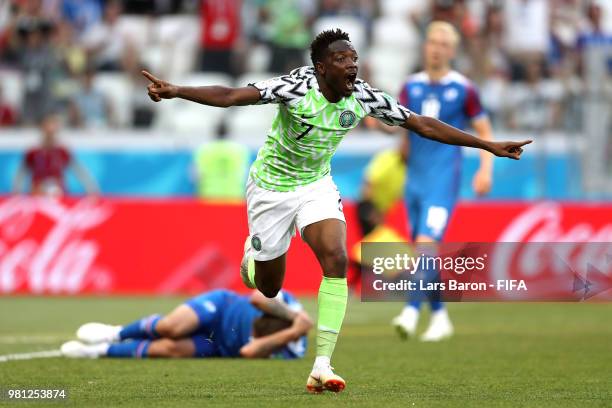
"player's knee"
157,339,186,358
259,285,281,299
155,319,181,339
320,247,348,278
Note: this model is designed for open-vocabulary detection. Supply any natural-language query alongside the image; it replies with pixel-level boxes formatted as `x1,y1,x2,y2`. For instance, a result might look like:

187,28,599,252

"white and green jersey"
248,66,412,192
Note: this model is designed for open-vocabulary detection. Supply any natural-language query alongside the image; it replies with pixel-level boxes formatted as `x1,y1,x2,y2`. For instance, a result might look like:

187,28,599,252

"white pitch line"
0,349,62,362
0,335,65,344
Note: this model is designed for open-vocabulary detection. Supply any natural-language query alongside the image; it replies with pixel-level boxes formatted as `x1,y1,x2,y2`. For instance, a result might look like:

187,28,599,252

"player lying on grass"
61,289,311,360
141,29,531,393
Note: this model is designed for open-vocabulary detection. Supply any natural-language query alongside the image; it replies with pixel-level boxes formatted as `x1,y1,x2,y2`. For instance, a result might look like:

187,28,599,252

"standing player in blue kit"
371,21,496,341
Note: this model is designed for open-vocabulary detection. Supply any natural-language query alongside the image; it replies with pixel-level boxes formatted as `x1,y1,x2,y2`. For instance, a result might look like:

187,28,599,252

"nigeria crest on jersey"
248,66,411,192
339,111,356,128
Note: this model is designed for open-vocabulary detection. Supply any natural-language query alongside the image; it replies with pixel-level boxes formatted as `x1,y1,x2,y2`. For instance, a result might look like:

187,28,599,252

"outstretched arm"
142,70,261,107
401,113,531,160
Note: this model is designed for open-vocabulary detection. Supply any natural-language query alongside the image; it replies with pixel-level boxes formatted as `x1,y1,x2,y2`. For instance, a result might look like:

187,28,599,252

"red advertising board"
0,196,611,296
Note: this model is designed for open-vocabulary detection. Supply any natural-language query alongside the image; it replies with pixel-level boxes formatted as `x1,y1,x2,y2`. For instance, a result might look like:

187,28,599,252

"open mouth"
345,73,357,91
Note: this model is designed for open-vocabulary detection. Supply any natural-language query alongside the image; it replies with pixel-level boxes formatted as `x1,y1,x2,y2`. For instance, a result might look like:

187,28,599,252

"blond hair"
426,21,460,47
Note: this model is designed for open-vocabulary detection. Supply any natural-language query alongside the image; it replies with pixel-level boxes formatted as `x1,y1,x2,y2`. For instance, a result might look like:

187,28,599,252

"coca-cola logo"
492,202,612,299
0,196,114,294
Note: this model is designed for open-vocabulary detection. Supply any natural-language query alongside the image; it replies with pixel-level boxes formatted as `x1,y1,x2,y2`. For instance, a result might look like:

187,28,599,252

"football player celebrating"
141,29,530,392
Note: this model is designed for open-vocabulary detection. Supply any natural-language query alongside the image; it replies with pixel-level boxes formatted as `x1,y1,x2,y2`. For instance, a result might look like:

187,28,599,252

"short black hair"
252,314,292,338
310,29,351,65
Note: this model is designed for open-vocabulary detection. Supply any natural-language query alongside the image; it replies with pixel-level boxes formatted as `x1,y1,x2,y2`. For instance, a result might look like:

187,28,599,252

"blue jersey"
399,71,485,240
186,289,306,359
400,70,485,195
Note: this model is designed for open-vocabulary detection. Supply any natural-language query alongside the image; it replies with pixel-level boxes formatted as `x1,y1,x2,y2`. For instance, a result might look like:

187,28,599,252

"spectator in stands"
68,67,114,129
13,113,99,196
410,0,479,75
477,1,507,72
1,0,59,67
506,59,564,131
259,0,316,73
0,1,16,59
128,65,156,128
61,0,103,38
318,0,378,26
16,19,61,125
576,1,612,75
0,83,18,126
81,0,136,72
193,121,250,201
51,19,87,78
199,0,242,76
503,0,550,81
550,0,582,68
411,0,477,36
473,2,509,128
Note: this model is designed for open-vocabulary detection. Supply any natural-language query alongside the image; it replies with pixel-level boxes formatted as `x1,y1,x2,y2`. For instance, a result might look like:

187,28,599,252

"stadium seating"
372,16,420,50
152,15,201,78
117,15,152,51
153,72,233,134
368,16,421,93
235,72,277,88
181,73,233,89
367,47,415,93
226,104,277,142
379,0,423,17
92,73,134,127
245,43,272,73
313,16,367,53
140,45,166,75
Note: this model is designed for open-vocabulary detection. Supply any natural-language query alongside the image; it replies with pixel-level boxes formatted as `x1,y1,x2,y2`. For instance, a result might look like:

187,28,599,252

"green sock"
247,257,256,287
317,277,348,358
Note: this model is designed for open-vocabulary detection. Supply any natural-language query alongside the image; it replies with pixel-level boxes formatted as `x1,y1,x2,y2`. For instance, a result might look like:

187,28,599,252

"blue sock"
107,340,151,358
119,314,161,340
430,300,444,312
408,300,421,310
427,269,444,312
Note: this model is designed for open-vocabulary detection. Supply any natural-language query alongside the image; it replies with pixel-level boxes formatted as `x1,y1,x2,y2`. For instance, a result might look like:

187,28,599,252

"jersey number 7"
296,123,314,140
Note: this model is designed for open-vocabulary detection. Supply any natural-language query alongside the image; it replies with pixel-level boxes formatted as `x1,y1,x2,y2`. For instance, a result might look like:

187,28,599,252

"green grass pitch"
1,297,611,407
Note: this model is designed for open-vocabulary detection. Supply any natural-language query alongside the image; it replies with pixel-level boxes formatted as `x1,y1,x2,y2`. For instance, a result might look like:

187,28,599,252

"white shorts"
245,175,346,261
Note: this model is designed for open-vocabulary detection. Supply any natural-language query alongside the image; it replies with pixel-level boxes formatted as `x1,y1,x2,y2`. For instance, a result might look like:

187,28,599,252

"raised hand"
487,140,532,160
142,70,179,102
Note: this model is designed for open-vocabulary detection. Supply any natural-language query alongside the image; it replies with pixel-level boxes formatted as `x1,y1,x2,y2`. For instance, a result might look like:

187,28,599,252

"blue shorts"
406,183,457,241
190,335,219,357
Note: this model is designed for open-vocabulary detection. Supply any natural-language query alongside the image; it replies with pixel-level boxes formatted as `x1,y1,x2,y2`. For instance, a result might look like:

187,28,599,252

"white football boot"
61,340,109,359
391,306,419,340
420,309,454,342
307,364,346,393
240,236,256,289
76,322,121,344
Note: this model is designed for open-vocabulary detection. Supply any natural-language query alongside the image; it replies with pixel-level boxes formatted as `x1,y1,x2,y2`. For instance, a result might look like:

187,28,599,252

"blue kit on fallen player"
399,70,486,240
185,289,307,359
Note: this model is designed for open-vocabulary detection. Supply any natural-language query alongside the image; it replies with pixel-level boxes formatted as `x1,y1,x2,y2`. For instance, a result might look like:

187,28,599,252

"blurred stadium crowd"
0,0,610,135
